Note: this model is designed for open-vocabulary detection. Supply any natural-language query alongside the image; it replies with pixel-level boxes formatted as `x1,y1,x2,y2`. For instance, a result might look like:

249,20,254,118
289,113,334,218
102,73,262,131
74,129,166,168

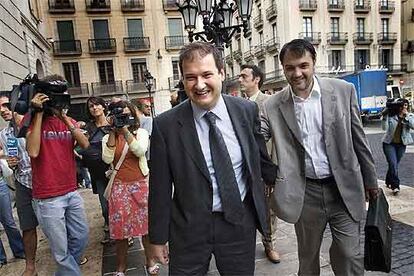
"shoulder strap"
114,142,129,171
103,142,129,199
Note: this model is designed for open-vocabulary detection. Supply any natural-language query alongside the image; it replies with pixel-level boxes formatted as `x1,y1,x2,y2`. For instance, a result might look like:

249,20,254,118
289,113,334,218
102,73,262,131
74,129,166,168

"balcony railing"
354,0,370,13
225,55,233,65
327,0,345,12
91,81,123,96
244,50,254,62
85,0,111,13
165,36,188,50
355,63,371,71
121,0,144,12
299,32,321,45
168,77,180,91
352,32,373,44
264,70,284,83
378,32,397,45
253,14,263,30
379,1,395,13
125,80,146,94
48,0,75,13
68,83,89,97
381,64,408,73
123,37,150,52
266,37,280,53
254,45,266,59
163,0,178,11
52,40,82,56
233,50,242,62
327,32,348,45
266,4,277,21
316,65,353,77
88,38,116,53
299,0,317,11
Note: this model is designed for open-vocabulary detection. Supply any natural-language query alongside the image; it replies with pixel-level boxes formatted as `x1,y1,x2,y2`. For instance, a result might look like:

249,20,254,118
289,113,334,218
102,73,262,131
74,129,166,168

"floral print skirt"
108,179,148,240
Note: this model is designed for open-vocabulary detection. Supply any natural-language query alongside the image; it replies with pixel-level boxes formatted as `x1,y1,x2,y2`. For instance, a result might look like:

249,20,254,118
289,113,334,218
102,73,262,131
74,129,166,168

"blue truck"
339,69,388,119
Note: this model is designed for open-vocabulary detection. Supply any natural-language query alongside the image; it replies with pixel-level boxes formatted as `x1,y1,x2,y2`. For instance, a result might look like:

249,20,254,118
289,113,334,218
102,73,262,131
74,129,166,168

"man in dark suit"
148,42,277,275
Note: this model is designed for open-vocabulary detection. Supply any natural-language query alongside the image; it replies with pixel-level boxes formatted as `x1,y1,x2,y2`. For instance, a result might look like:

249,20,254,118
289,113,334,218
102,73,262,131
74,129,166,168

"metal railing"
67,83,89,97
254,44,266,58
266,37,280,53
85,0,110,12
253,14,263,29
244,49,254,62
165,36,188,50
299,32,321,44
354,0,370,13
120,0,144,11
299,0,317,11
352,32,373,44
233,50,242,62
379,1,395,13
48,0,75,13
327,32,348,45
52,40,82,55
163,0,178,11
123,37,150,51
264,70,284,83
327,0,345,11
91,81,123,96
125,80,146,94
266,4,277,21
378,32,397,44
88,38,116,53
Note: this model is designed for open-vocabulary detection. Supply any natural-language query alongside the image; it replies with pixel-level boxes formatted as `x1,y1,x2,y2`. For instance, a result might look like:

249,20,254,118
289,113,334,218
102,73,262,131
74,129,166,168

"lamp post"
176,0,253,56
144,69,155,118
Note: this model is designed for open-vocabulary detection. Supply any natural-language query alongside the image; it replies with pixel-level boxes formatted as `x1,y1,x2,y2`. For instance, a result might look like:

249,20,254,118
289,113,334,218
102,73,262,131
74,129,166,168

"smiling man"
261,39,379,276
148,42,277,275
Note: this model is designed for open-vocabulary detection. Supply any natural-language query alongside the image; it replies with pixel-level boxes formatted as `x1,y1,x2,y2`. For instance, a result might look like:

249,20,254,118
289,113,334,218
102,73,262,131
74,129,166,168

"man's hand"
31,93,49,109
365,188,380,201
6,156,19,169
148,244,169,265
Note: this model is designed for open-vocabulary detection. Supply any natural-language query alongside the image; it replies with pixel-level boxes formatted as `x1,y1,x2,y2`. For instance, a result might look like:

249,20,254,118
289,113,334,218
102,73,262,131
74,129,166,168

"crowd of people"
0,38,412,276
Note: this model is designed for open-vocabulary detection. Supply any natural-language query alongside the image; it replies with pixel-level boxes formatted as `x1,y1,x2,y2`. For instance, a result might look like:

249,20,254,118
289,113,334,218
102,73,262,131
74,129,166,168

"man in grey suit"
148,42,277,275
261,39,379,275
239,64,280,264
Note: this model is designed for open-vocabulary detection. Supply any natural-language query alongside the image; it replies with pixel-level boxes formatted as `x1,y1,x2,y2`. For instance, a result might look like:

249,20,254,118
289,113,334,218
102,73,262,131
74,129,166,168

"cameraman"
381,98,414,195
26,74,89,275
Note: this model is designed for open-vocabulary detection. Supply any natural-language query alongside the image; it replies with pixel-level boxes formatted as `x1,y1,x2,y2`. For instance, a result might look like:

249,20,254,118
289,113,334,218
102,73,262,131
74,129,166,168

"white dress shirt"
291,77,332,179
247,90,260,102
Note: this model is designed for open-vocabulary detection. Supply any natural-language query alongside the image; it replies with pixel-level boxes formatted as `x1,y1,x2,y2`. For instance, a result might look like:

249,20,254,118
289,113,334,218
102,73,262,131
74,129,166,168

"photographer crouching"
381,98,414,195
26,74,90,276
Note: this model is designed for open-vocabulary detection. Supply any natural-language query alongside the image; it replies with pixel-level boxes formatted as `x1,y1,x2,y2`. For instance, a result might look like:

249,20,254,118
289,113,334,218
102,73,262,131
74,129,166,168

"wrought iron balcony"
121,0,144,12
88,38,116,53
52,40,82,56
163,0,178,11
299,32,321,45
299,0,317,11
253,14,263,30
244,49,254,62
381,64,408,73
355,63,371,71
225,55,233,65
254,45,266,59
266,37,280,53
352,32,373,45
123,37,150,52
68,83,90,98
327,0,345,12
264,70,284,83
266,4,277,21
91,81,123,96
48,0,75,13
125,80,146,95
165,36,188,50
85,0,110,13
327,32,348,45
379,1,395,14
168,77,180,91
233,50,242,63
354,0,370,13
378,32,397,45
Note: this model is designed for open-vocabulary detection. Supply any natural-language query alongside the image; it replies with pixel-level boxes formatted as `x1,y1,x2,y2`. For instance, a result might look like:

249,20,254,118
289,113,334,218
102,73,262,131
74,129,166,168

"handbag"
364,188,392,273
103,143,129,199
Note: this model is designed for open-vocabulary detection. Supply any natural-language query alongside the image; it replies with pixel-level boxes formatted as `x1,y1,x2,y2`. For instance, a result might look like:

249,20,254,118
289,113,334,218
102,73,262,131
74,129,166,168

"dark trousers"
383,142,406,189
169,193,257,276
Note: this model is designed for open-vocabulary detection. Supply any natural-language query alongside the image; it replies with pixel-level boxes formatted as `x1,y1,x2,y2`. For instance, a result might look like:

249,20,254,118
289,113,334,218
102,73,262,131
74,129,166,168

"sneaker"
392,188,400,195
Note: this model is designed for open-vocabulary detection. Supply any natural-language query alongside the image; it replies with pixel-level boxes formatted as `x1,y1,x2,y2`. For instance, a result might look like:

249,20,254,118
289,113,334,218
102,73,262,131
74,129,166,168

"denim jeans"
0,179,25,264
33,191,89,276
383,142,406,189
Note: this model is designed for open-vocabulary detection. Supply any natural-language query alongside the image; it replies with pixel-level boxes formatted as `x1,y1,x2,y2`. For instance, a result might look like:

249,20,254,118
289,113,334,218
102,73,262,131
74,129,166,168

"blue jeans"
33,191,89,276
383,142,406,189
0,179,24,264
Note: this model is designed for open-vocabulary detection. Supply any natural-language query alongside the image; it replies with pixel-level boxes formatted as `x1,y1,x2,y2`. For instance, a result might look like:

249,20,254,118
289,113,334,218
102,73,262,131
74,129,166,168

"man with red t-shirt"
26,75,90,276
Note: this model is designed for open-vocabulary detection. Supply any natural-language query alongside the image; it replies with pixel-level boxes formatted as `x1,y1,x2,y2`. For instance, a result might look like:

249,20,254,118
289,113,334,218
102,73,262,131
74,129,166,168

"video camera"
108,106,136,128
11,74,70,115
384,98,408,117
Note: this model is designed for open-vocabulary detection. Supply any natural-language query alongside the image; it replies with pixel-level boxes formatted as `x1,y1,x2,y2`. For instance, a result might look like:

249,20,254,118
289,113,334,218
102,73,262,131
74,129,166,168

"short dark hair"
240,64,265,89
40,74,66,83
179,42,223,75
279,39,317,65
0,91,11,99
85,96,107,120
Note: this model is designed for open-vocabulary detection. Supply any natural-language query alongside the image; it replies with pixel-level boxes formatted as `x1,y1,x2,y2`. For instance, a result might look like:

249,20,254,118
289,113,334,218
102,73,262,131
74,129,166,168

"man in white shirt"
239,64,280,264
261,39,379,276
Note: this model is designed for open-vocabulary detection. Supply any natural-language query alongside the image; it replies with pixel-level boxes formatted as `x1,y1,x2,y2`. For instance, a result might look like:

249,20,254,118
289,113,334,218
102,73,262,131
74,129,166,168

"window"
127,19,143,38
248,38,252,49
97,60,115,84
168,18,183,36
380,0,388,7
354,49,370,70
381,18,389,34
237,39,242,51
131,59,147,83
62,62,80,87
380,49,392,67
272,23,277,39
172,59,180,80
93,20,110,39
356,0,364,6
330,18,339,36
57,21,75,51
329,0,339,5
259,31,263,45
273,55,279,72
328,50,344,68
303,17,313,37
356,18,365,35
258,60,265,74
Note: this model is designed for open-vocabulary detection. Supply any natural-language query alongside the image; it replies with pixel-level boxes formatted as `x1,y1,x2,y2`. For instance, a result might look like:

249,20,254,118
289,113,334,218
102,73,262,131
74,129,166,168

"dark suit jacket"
149,95,276,246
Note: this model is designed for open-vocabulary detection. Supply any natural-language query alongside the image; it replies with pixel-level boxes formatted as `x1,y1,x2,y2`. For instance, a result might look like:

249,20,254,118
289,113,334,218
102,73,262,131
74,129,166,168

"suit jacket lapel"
318,77,336,136
279,89,304,148
177,101,211,183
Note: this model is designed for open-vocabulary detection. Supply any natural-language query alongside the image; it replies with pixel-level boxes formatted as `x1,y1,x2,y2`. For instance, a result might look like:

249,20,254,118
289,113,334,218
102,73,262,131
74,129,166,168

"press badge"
6,137,18,157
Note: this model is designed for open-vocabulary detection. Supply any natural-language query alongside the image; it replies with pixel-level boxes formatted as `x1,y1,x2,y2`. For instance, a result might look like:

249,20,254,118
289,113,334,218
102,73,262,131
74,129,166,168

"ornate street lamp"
177,0,253,54
144,69,155,118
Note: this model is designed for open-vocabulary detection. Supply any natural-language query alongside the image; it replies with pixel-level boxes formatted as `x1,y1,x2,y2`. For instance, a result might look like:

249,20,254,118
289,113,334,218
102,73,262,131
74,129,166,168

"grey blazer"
261,77,378,223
